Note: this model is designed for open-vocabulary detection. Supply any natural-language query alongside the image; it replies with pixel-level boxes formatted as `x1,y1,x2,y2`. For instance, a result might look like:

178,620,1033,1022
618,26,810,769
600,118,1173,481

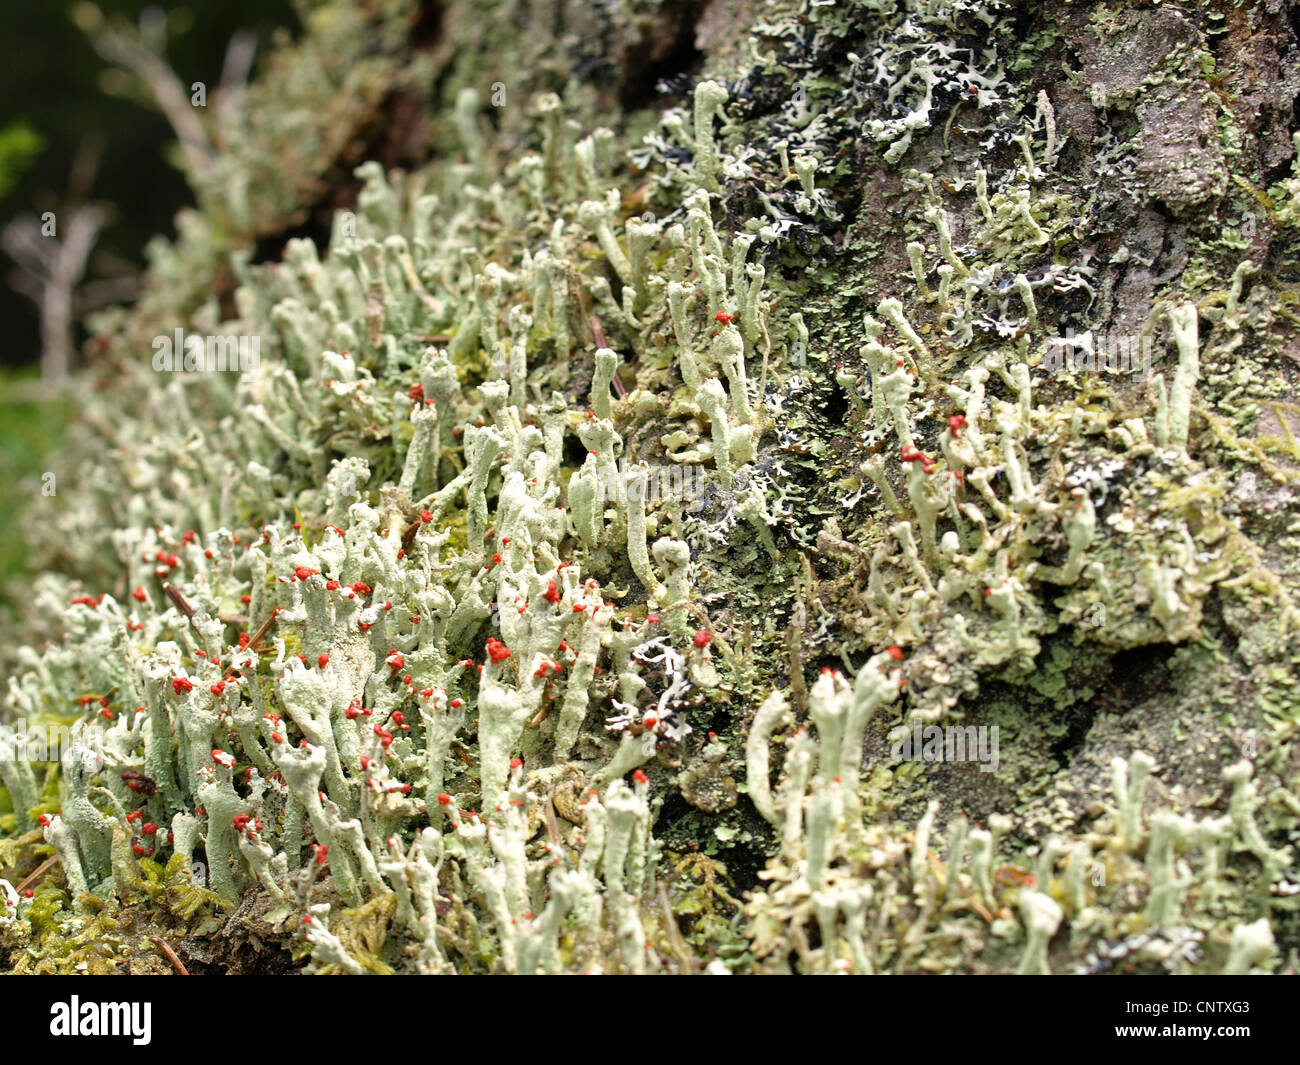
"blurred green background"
0,0,294,594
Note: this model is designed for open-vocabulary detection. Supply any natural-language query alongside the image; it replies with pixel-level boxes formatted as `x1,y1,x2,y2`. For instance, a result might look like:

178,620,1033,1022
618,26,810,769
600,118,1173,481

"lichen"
2,0,1299,974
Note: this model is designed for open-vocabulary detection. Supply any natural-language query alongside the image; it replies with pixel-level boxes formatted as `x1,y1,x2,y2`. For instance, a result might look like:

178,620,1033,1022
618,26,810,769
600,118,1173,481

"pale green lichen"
3,0,1300,976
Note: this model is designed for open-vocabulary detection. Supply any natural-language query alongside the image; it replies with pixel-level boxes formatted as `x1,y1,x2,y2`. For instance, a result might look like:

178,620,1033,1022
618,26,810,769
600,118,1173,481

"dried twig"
15,855,59,895
88,26,214,178
149,934,190,975
589,315,627,397
245,610,279,650
3,204,107,382
163,583,201,636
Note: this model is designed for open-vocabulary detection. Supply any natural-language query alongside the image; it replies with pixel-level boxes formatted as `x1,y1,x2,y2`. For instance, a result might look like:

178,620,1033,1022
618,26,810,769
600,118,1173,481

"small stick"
661,600,736,660
15,855,59,894
164,583,201,635
149,934,190,975
543,797,562,850
245,610,278,650
589,316,628,398
657,882,694,966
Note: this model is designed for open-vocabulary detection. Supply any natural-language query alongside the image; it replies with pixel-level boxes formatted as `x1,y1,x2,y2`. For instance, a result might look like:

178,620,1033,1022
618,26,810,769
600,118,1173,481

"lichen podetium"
2,0,1299,974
